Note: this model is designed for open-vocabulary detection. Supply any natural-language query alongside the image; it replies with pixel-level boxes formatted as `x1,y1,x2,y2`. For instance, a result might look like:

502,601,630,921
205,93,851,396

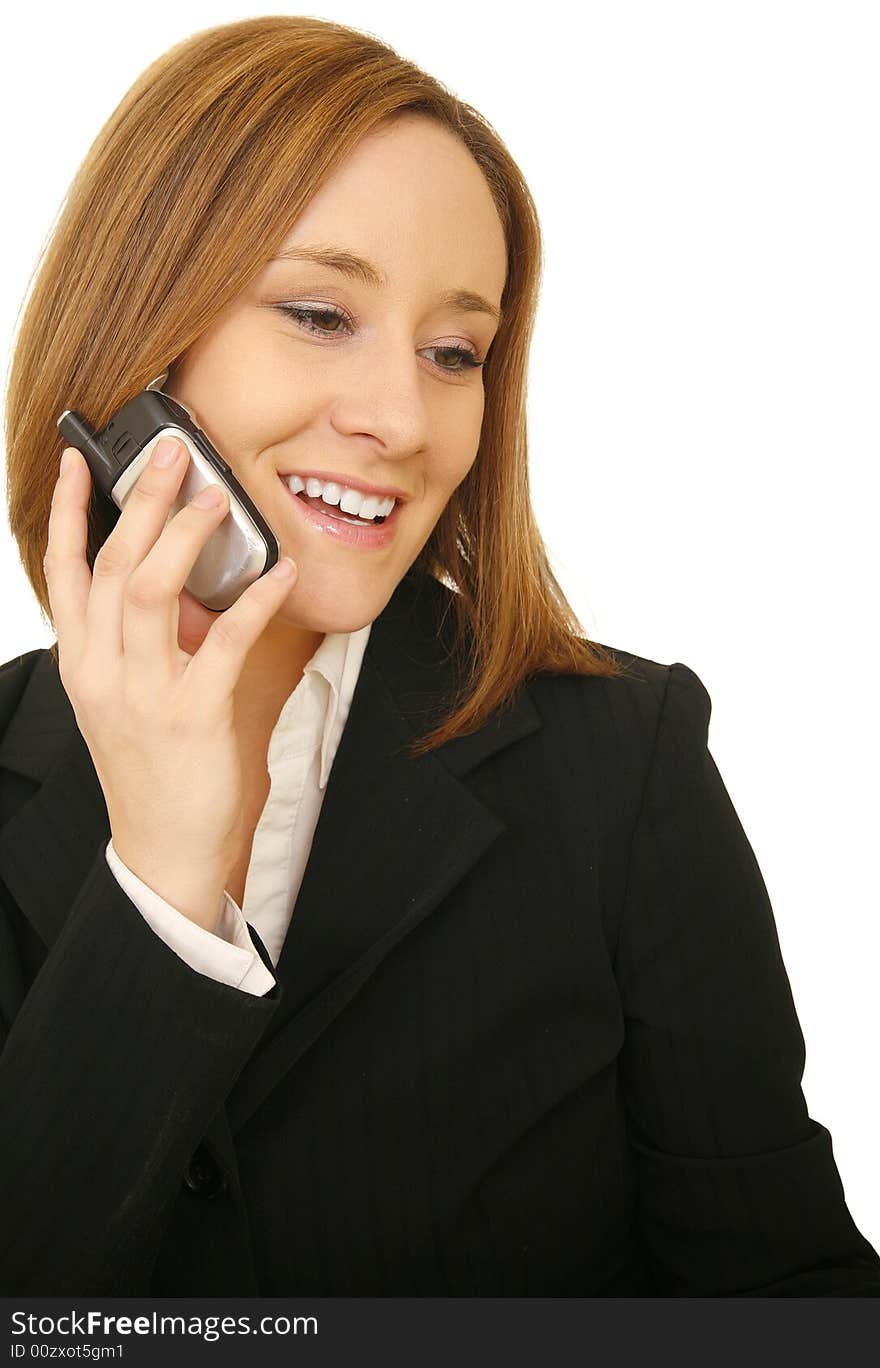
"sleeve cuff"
105,838,277,997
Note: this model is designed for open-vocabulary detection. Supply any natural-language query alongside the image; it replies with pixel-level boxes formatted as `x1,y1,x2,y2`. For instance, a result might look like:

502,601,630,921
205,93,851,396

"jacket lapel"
0,569,543,1132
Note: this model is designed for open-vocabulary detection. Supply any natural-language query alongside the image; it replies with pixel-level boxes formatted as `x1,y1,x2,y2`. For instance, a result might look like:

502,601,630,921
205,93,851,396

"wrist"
111,841,229,935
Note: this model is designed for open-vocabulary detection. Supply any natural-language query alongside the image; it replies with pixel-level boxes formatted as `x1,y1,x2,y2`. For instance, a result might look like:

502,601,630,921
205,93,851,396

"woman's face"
166,113,507,636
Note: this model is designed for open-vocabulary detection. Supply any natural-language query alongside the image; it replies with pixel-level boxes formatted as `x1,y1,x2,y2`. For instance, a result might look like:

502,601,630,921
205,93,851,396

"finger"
184,554,298,698
176,584,229,657
43,447,95,670
120,477,232,681
85,437,193,663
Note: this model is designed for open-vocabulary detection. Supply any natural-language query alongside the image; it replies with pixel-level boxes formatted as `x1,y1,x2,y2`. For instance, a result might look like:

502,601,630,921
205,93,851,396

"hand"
43,437,297,931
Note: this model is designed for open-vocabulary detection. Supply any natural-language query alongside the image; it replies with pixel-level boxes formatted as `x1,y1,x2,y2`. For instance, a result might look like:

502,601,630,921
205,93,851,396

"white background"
2,2,878,1254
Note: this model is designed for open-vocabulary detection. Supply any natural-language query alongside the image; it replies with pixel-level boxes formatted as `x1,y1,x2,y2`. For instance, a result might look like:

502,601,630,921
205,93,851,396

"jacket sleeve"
105,838,276,996
0,843,282,1295
616,661,880,1296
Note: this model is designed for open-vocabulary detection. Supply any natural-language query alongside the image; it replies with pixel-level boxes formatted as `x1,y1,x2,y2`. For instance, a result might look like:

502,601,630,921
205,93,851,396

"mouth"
278,474,403,548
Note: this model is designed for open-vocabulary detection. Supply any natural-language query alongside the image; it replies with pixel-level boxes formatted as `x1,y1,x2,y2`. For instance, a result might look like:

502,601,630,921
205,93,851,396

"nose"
327,335,432,461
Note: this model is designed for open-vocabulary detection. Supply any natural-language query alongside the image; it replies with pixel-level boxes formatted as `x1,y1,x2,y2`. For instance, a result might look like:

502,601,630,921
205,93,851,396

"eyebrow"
271,243,504,327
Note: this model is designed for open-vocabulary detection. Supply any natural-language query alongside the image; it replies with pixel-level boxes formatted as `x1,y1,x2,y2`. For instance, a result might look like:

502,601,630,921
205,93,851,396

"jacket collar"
0,567,543,1131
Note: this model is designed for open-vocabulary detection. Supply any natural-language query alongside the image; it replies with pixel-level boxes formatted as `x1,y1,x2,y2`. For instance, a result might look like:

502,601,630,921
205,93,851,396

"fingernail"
152,438,182,468
60,448,77,478
270,556,296,579
192,484,224,508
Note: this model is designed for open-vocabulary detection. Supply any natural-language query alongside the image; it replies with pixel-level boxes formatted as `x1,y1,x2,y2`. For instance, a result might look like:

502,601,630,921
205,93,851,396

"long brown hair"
4,15,626,756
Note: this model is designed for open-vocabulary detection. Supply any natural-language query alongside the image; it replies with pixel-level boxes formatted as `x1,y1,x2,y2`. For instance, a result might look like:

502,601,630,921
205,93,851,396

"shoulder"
0,648,46,740
527,644,713,743
494,649,718,902
517,647,715,824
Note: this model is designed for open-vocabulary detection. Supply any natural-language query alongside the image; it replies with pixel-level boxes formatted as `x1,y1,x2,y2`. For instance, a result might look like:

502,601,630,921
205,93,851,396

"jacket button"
183,1143,228,1199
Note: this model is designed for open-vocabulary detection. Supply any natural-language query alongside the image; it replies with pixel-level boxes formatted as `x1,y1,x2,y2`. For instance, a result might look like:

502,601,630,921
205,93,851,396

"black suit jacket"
0,567,878,1297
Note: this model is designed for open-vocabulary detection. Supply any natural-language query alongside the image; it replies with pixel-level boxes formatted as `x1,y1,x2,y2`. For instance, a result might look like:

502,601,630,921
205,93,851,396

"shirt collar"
302,623,372,789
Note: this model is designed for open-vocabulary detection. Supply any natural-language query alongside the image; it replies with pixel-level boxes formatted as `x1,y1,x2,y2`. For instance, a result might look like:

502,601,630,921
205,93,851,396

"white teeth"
357,495,382,520
339,488,364,516
284,473,396,519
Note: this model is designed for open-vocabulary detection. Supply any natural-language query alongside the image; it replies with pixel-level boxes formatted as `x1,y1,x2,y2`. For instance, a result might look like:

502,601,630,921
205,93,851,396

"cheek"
424,459,471,510
172,337,309,455
214,395,317,479
431,411,481,480
443,444,480,494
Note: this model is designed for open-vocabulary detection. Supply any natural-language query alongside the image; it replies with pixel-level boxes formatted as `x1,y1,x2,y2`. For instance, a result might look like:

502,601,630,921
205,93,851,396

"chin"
275,570,398,635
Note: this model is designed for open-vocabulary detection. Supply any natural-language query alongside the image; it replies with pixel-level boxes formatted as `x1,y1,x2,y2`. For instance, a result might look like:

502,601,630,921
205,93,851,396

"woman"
1,16,878,1297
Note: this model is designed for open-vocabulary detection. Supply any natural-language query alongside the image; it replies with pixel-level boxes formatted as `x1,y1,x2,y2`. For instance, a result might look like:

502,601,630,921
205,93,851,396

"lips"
278,474,402,549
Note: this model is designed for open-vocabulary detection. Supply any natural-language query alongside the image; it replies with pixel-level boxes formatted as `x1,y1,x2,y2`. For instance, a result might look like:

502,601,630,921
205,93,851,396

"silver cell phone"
56,371,281,612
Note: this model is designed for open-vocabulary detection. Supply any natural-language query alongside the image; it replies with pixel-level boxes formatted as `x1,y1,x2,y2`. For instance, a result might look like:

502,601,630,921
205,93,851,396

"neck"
233,619,326,740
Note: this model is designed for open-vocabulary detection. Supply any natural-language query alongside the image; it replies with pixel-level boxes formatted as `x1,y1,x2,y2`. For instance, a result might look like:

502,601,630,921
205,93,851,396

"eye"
274,303,486,379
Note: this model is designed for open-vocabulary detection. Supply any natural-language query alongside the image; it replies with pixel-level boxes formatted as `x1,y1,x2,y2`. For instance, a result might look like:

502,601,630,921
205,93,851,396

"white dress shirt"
105,623,372,998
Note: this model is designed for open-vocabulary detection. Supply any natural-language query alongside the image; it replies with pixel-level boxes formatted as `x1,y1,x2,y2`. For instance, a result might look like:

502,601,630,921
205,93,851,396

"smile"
278,474,403,548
